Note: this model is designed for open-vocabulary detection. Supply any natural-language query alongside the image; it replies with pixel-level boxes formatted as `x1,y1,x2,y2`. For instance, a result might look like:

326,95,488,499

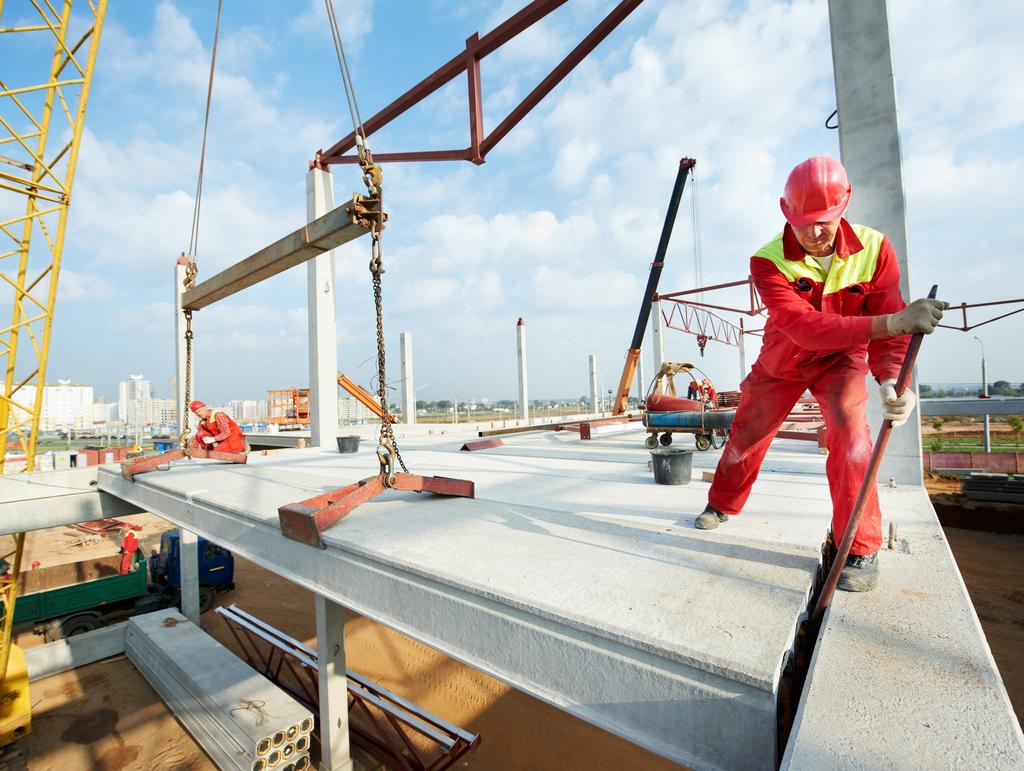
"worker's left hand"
879,379,916,427
201,436,214,445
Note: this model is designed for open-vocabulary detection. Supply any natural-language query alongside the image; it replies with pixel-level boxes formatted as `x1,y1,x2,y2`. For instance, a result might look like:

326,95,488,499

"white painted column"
174,256,200,626
589,355,599,415
516,318,529,424
400,331,415,425
307,167,339,448
829,0,922,484
178,529,200,625
738,318,748,383
651,300,666,372
636,346,646,404
316,594,353,771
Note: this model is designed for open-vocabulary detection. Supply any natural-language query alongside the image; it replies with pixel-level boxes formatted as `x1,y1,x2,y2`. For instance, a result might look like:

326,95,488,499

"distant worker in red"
694,156,948,591
190,400,247,453
699,378,716,408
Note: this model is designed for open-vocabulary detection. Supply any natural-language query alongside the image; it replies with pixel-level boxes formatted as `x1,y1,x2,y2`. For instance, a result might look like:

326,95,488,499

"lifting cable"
181,0,223,448
324,0,407,482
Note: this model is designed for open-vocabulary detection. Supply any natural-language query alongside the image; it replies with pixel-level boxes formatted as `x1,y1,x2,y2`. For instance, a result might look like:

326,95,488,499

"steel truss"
655,277,766,349
217,604,480,771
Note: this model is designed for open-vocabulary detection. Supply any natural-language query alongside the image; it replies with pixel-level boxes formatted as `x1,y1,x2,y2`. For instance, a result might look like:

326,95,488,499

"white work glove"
886,298,949,335
201,436,215,445
879,379,916,427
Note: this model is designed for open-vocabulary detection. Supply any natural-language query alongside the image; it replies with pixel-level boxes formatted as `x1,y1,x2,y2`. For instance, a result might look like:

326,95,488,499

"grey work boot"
695,505,729,530
837,552,880,592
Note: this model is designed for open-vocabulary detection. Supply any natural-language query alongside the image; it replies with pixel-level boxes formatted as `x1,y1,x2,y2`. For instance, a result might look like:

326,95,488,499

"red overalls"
191,410,247,453
707,220,909,556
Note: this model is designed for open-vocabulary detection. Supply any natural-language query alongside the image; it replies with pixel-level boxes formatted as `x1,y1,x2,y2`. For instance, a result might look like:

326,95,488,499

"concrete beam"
782,487,1024,769
400,331,415,425
316,595,354,770
0,466,143,536
181,197,370,311
96,448,821,770
307,168,340,448
828,0,922,484
25,621,126,682
920,397,1024,417
175,257,189,433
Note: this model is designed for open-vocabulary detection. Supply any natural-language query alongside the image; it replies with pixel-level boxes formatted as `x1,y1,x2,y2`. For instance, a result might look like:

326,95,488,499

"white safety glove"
879,379,917,427
201,436,215,445
886,298,949,335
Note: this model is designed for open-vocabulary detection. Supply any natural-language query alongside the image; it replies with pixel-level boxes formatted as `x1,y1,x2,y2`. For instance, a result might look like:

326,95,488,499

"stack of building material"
963,473,1024,504
126,609,314,771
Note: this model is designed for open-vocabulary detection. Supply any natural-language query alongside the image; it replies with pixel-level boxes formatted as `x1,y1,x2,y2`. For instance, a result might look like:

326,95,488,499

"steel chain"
362,145,408,484
181,309,194,453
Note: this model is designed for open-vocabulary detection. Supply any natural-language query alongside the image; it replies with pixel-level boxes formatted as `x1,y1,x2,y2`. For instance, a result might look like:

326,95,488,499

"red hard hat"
780,156,851,226
189,400,205,412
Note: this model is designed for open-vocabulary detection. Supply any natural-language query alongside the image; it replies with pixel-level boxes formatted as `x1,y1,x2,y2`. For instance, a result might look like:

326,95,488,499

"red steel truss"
938,298,1024,332
655,277,766,349
217,604,480,771
314,0,644,167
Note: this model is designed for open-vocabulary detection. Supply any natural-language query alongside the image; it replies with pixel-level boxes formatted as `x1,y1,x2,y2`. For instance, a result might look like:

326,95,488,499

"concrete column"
174,257,200,627
516,318,529,424
316,594,353,771
651,301,666,372
588,355,599,415
981,355,991,453
636,347,646,404
738,318,748,383
400,331,415,425
178,528,200,625
307,167,339,448
829,0,922,484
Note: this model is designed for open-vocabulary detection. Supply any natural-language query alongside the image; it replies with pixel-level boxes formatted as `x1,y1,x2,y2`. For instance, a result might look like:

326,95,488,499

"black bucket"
650,447,693,485
337,435,360,453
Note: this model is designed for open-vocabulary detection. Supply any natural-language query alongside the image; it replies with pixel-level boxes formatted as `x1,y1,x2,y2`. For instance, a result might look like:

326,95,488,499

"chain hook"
376,442,397,488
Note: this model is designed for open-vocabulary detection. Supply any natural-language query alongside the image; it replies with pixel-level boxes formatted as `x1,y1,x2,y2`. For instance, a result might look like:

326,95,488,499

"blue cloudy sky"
17,0,1024,404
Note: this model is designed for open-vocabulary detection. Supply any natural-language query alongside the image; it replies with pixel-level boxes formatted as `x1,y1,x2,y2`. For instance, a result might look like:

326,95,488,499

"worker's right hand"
885,298,949,335
201,436,214,445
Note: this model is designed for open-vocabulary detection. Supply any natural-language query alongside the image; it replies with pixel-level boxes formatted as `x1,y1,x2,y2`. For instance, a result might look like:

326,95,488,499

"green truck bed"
12,566,148,626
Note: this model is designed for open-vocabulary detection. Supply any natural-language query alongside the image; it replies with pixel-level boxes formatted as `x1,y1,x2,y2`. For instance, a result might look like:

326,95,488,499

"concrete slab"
25,621,126,682
97,434,822,770
781,485,1024,770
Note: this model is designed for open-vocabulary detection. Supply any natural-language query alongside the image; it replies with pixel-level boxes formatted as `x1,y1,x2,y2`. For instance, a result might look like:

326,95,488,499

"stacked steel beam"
126,609,314,771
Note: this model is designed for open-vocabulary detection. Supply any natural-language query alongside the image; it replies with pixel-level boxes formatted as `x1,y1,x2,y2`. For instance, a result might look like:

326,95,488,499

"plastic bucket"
337,435,360,453
650,447,693,485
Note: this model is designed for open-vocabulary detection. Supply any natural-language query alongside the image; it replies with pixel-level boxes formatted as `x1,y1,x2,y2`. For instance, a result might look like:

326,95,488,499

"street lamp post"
974,336,990,453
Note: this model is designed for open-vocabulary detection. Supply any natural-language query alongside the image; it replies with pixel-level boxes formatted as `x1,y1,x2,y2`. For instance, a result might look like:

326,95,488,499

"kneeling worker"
695,156,947,592
189,400,247,453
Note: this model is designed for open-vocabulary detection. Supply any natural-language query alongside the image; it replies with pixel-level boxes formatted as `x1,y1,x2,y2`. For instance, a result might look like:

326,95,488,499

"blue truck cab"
153,530,235,614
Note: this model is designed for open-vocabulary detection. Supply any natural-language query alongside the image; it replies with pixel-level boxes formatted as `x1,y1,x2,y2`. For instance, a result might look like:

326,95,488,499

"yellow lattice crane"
0,0,108,747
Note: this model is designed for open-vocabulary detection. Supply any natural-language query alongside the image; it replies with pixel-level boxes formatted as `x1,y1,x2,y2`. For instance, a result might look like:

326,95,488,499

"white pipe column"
400,331,415,425
636,347,646,404
516,318,529,424
829,0,922,484
738,318,748,383
651,301,666,372
306,167,339,448
589,354,599,415
174,256,199,626
315,595,353,771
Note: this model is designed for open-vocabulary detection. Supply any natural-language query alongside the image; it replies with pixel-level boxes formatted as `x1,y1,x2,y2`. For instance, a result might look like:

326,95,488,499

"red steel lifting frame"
120,447,247,481
314,0,645,168
937,298,1024,332
279,474,475,549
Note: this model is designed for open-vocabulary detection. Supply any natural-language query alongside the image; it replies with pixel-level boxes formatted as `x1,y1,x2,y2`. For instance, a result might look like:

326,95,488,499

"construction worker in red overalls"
694,156,948,591
190,400,247,453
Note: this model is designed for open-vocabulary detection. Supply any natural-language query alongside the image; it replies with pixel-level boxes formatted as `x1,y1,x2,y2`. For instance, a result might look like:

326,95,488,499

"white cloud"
291,0,375,50
59,270,113,302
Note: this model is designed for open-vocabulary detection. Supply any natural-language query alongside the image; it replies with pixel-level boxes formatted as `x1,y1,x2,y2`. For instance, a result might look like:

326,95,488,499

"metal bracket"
120,448,248,481
279,473,475,549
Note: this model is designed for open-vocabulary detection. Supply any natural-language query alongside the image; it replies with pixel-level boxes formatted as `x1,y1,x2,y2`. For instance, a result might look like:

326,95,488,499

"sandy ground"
20,555,685,771
944,527,1024,723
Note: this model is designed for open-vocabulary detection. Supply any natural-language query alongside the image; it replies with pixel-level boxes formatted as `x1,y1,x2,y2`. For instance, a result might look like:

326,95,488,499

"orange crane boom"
337,372,396,423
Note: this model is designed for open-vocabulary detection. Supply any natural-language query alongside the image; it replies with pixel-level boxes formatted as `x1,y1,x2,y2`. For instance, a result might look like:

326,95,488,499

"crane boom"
612,158,695,414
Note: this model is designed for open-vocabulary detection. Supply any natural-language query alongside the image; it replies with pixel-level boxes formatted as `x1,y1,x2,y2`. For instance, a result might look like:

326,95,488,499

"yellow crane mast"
0,0,108,747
